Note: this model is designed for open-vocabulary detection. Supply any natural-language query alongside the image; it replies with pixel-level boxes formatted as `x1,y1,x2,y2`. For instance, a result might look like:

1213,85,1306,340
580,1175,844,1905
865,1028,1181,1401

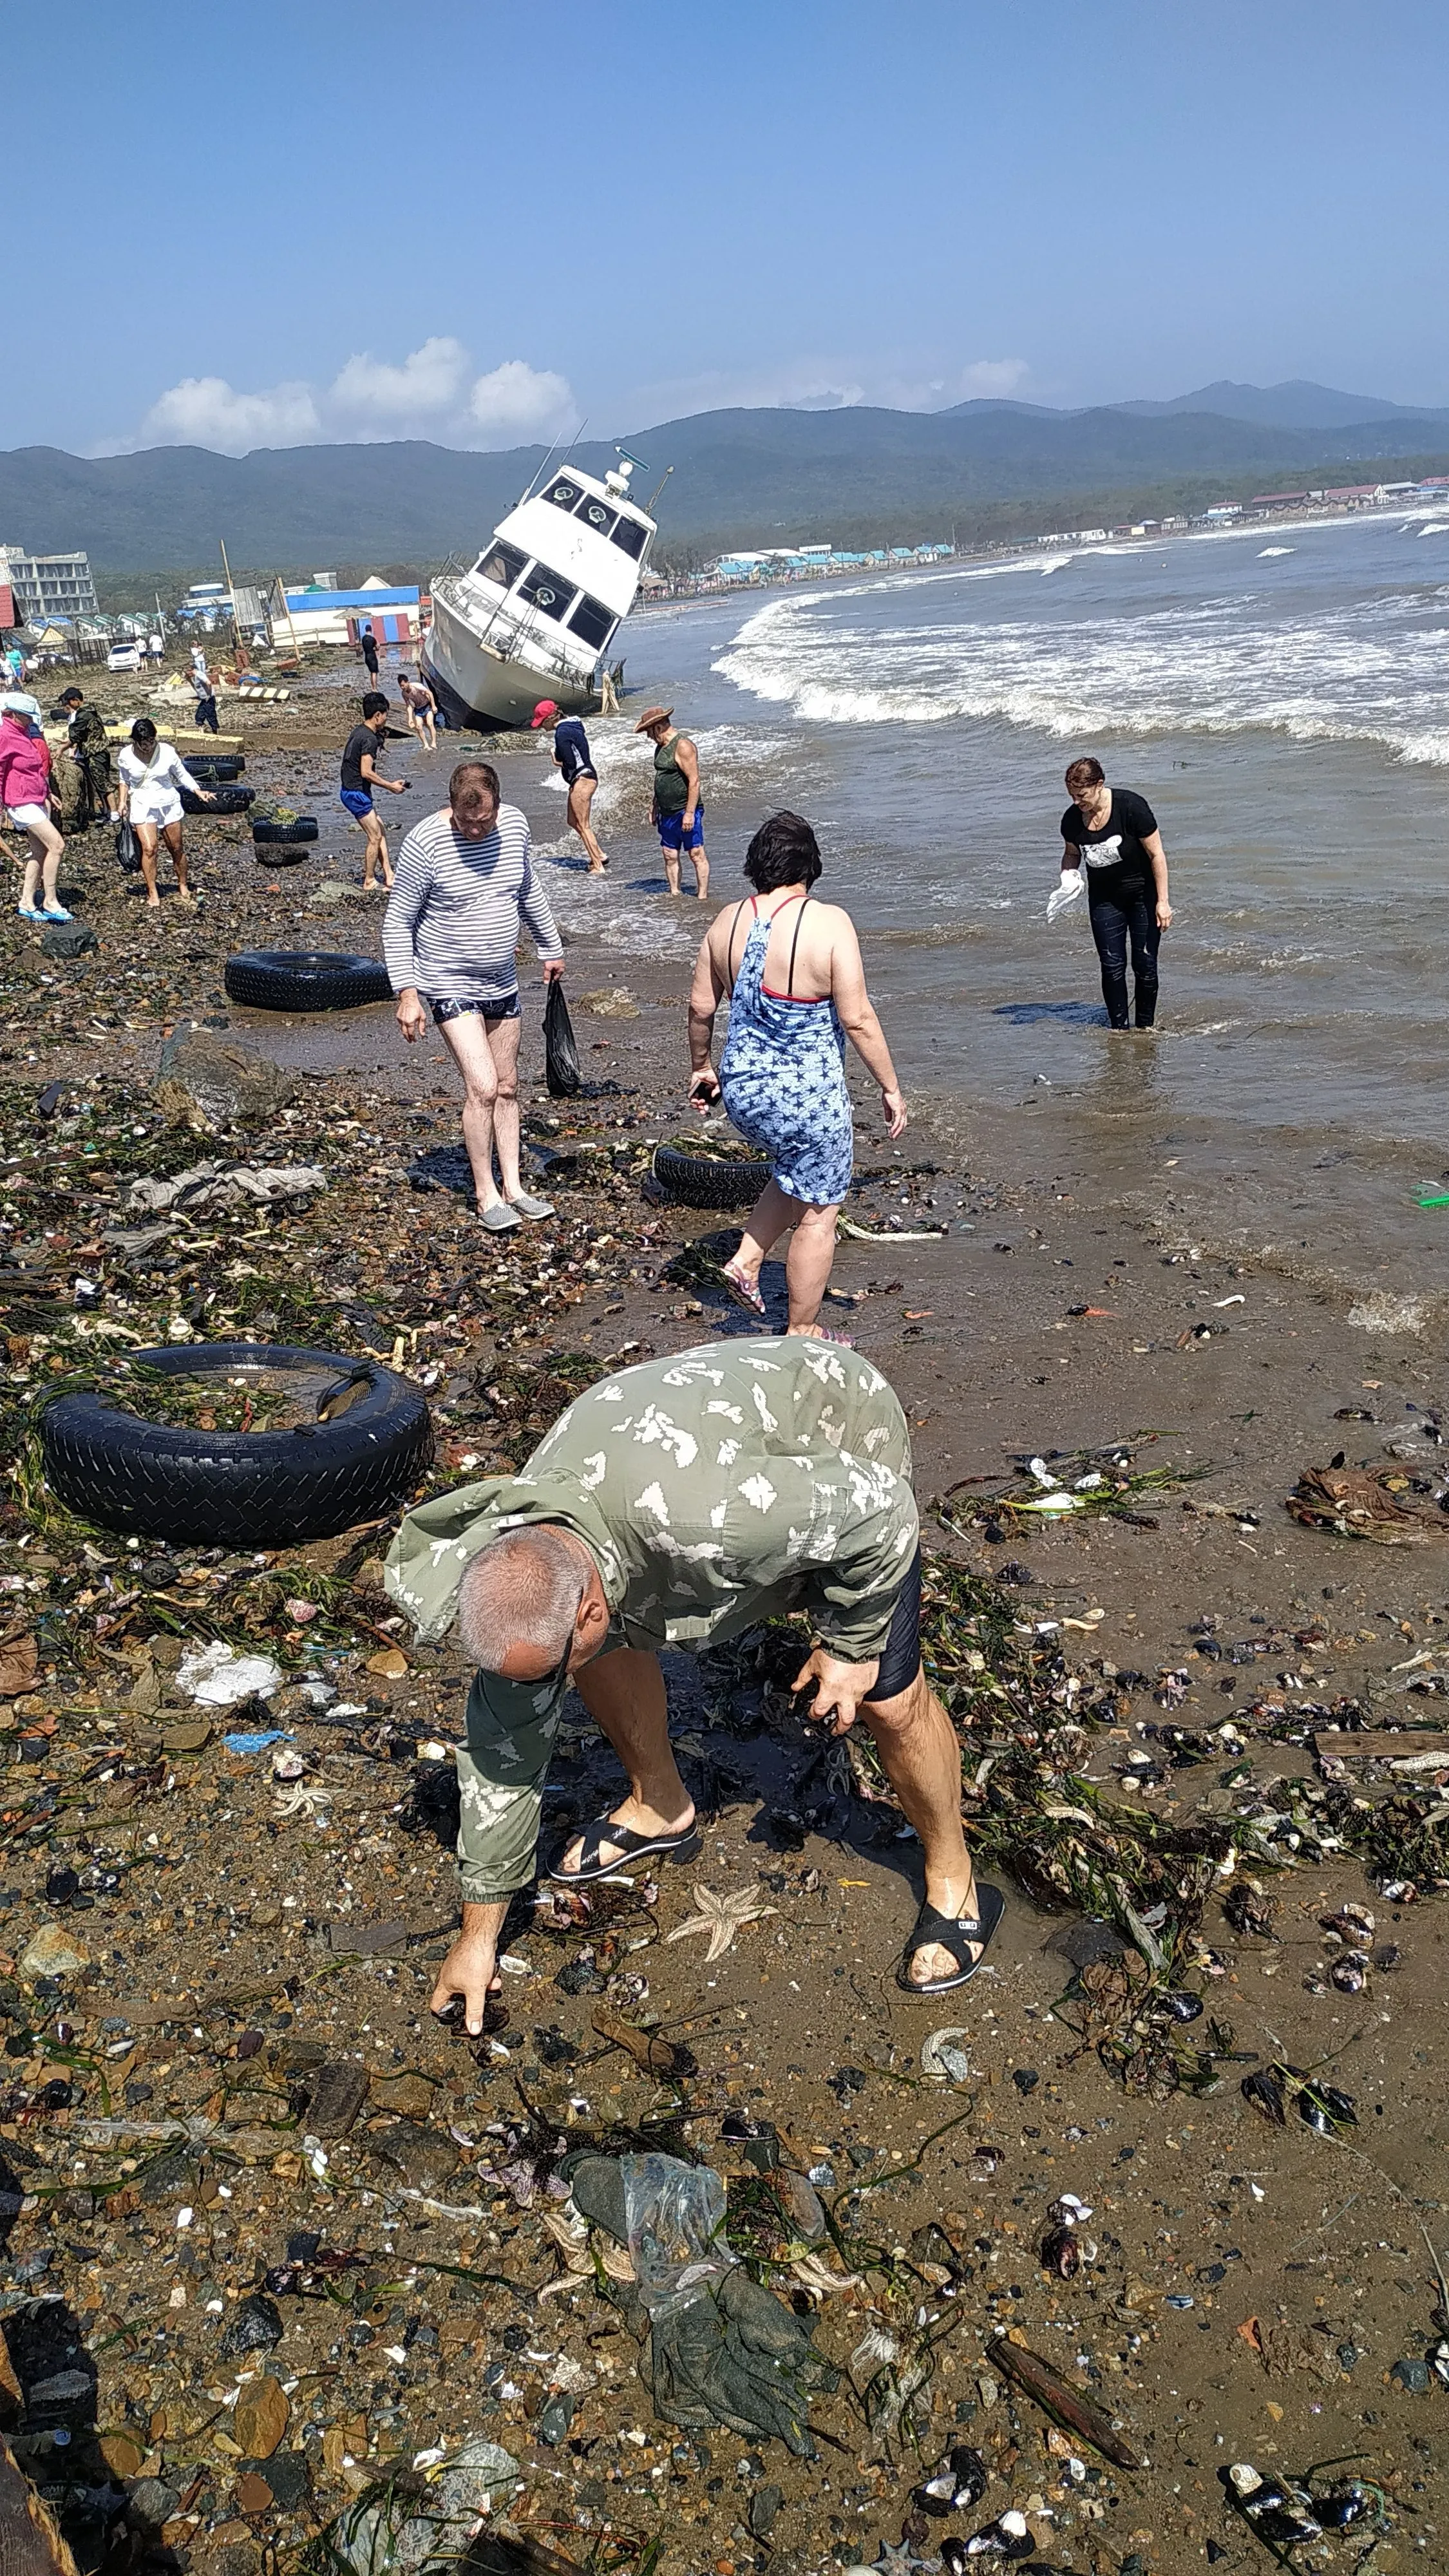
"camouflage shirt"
386,1337,917,1901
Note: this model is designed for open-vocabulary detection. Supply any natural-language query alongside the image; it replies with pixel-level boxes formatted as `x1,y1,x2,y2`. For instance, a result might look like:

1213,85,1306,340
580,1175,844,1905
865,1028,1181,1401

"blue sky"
12,0,1449,455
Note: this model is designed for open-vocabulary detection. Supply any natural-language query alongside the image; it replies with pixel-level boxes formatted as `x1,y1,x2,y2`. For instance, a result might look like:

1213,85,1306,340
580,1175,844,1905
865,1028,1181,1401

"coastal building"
270,574,422,647
0,543,99,623
1247,493,1310,511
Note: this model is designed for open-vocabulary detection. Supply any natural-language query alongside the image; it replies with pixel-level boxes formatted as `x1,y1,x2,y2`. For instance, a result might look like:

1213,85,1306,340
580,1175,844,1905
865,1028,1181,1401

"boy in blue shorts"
339,692,408,891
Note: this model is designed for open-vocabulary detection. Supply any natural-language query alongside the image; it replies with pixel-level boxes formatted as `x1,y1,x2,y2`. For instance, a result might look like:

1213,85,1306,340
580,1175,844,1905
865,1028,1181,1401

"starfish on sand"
272,1782,332,1822
663,1880,777,1965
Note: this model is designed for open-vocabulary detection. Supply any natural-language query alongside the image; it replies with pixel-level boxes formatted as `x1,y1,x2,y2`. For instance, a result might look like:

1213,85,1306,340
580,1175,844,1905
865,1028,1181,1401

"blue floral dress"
719,897,855,1206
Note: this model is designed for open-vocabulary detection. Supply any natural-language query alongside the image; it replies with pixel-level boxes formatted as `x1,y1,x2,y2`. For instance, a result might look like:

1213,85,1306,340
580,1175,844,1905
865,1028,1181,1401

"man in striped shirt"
384,760,565,1234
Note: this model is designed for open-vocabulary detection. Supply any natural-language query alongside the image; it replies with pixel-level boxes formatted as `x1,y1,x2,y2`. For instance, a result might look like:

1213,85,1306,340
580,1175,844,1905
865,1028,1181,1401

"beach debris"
918,2442,990,2516
176,1641,283,1706
1287,1461,1449,1543
920,2024,975,2083
1226,2462,1323,2549
663,1879,777,1962
945,2508,1034,2561
589,2005,694,2079
126,1156,325,1213
988,2333,1143,2468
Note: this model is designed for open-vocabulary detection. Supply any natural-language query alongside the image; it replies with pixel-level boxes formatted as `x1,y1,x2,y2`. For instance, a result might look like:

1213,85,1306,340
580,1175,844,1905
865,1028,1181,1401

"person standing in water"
340,692,409,892
531,697,607,875
636,704,708,898
1059,756,1172,1030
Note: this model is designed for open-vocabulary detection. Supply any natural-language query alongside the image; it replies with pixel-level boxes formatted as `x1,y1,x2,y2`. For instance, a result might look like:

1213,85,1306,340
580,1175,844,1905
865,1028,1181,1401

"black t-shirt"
361,630,378,660
341,724,381,793
1061,786,1158,902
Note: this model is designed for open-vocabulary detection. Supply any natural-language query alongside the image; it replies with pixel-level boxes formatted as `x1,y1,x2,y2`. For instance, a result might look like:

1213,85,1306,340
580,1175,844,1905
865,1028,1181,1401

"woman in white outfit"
118,717,215,909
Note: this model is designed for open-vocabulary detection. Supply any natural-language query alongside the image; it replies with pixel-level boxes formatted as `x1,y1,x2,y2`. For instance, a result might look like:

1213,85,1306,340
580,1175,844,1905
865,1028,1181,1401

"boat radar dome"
605,446,643,499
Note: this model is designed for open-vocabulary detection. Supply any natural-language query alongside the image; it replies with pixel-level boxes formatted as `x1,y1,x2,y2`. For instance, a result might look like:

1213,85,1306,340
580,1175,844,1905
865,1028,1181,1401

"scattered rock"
234,2373,289,2459
370,2072,437,2118
218,2295,285,2360
154,1025,298,1132
17,1922,90,1984
368,2120,460,2192
303,2061,370,2137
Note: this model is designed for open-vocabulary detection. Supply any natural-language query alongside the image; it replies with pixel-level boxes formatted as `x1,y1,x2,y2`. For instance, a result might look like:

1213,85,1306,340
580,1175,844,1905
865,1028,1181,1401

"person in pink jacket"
0,697,68,923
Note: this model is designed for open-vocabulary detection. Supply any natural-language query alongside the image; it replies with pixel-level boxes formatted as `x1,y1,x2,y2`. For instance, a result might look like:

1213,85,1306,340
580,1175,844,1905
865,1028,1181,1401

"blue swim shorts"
431,990,521,1027
657,802,705,853
340,788,374,820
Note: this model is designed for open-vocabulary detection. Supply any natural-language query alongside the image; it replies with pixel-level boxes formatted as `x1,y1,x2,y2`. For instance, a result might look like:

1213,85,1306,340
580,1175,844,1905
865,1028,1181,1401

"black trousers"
1090,890,1160,1028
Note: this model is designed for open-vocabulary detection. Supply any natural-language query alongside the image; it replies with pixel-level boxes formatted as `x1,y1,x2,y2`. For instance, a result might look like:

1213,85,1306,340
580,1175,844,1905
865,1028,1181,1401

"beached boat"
422,451,656,732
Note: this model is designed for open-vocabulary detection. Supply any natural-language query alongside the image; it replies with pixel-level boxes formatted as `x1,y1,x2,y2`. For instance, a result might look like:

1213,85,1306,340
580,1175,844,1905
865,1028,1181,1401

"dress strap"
786,894,811,998
725,896,757,994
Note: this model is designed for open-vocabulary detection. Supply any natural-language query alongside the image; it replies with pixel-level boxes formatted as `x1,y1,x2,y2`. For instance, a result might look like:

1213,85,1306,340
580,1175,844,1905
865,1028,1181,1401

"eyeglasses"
540,1580,587,1695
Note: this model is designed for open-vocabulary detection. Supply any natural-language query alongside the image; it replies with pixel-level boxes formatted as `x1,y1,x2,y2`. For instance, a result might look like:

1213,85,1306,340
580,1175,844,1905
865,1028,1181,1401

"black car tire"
185,755,245,782
652,1141,770,1208
41,1341,433,1548
252,817,319,845
223,949,393,1012
181,785,254,816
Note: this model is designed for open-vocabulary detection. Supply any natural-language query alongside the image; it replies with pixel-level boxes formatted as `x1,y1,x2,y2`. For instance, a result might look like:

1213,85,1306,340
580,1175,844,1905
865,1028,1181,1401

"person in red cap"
531,700,607,875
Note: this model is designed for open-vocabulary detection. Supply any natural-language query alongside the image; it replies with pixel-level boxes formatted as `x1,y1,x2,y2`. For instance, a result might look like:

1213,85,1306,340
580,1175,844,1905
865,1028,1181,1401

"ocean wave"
712,576,1449,764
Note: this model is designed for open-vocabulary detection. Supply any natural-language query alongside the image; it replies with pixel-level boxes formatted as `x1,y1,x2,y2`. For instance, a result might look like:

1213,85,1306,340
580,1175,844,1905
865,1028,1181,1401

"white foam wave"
1258,547,1294,557
712,573,1449,766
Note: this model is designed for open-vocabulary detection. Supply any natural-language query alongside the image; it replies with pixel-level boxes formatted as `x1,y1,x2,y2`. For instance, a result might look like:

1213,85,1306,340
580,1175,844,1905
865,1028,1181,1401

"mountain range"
4,381,1448,574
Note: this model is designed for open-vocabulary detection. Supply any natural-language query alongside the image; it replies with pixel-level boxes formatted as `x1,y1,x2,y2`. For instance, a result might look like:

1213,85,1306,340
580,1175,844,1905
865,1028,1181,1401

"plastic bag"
543,977,581,1097
114,817,140,875
1046,867,1084,925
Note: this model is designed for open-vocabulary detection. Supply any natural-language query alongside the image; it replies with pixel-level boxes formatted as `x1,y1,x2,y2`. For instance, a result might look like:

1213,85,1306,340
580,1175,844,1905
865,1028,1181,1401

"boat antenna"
518,417,589,507
645,462,674,515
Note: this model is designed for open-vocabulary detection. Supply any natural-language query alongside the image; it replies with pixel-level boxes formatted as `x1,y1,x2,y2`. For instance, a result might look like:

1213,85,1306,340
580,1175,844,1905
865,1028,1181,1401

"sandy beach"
0,656,1445,2574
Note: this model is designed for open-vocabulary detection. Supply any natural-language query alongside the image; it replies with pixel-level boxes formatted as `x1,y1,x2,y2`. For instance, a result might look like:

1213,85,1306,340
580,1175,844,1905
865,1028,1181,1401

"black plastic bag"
543,978,581,1097
114,817,140,875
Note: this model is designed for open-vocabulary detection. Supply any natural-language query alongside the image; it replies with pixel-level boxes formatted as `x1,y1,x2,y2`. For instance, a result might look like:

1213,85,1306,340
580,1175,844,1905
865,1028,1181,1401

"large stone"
154,1026,297,1133
18,1922,90,1984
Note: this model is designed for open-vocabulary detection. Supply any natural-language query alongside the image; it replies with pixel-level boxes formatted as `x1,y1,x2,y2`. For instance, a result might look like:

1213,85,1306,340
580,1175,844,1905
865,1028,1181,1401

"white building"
0,544,99,621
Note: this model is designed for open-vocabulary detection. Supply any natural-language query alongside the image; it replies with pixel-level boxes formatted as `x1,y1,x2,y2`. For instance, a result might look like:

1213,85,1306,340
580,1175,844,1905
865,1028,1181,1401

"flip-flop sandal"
720,1263,766,1318
547,1814,701,1886
895,1884,1005,1996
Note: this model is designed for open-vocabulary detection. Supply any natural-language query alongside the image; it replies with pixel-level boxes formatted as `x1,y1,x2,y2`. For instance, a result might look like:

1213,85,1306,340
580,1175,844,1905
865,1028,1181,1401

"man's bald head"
456,1526,587,1678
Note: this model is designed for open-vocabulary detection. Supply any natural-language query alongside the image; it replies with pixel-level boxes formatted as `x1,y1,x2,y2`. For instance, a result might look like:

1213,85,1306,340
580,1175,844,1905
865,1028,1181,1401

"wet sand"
0,679,1445,2572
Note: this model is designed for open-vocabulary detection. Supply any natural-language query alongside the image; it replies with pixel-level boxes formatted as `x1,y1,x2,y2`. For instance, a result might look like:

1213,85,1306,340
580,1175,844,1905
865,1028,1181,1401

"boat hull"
423,590,598,734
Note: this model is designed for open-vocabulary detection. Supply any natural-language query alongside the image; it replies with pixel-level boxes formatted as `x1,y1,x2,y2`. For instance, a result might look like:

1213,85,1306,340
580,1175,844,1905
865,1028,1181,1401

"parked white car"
106,640,142,673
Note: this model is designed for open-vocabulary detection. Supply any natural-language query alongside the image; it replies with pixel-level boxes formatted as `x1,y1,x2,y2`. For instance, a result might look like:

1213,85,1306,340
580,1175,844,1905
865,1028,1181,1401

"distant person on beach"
359,625,380,684
687,808,906,1339
636,703,708,897
1059,757,1172,1030
0,696,68,922
58,686,118,830
531,697,607,875
118,716,216,911
398,669,437,752
339,692,408,892
190,664,220,734
384,759,564,1236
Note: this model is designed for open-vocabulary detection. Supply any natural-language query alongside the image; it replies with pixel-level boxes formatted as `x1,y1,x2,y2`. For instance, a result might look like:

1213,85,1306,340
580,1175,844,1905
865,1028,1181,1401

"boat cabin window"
475,538,527,591
606,512,649,561
517,562,579,621
566,591,616,652
542,475,586,514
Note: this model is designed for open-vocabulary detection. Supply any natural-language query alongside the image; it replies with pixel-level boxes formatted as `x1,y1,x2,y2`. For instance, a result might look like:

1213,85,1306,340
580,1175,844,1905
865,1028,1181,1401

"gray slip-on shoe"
508,1190,555,1221
478,1200,522,1233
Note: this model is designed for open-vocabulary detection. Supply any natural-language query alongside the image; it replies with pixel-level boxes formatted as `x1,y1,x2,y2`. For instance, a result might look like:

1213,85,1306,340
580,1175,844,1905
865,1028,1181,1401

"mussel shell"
946,2445,989,2509
1299,2096,1336,2135
1314,2484,1372,2530
918,2472,958,2515
1330,1955,1368,1993
1315,2081,1359,2126
1254,2506,1323,2544
1241,2070,1286,2125
1039,2223,1081,2278
1048,2192,1094,2226
1159,1989,1204,2022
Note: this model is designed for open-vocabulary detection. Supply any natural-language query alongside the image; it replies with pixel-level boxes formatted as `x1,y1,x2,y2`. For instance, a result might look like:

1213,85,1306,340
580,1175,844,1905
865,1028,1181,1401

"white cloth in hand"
1047,868,1085,925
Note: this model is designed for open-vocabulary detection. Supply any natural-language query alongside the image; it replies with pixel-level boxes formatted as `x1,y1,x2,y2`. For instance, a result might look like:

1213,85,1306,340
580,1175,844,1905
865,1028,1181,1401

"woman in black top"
1059,756,1173,1029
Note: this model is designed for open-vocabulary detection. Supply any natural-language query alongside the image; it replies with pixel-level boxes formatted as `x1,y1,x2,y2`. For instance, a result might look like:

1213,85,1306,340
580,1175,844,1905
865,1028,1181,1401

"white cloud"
469,359,577,440
138,374,321,452
111,339,579,456
954,357,1030,401
611,355,1030,427
330,335,473,426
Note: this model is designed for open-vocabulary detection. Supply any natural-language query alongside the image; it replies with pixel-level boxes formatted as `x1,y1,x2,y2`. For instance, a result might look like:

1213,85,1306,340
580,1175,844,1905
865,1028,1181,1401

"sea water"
540,511,1449,1320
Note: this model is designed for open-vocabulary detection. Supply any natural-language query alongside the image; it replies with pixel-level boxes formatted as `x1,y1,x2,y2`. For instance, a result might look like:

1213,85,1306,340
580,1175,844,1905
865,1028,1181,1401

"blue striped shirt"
383,802,564,1005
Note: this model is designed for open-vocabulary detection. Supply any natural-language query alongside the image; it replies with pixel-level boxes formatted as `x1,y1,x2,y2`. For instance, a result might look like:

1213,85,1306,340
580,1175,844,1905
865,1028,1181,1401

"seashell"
1315,2481,1375,2529
1159,1989,1204,2022
1320,1901,1375,1940
1039,2224,1081,2278
958,2508,1034,2560
922,2024,975,2082
1330,1953,1368,1993
1241,2070,1286,2125
1048,2192,1094,2226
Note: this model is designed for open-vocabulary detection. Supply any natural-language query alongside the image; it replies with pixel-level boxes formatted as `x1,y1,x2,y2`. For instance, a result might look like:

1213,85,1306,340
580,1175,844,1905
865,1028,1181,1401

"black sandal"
895,1884,1005,1996
547,1814,700,1886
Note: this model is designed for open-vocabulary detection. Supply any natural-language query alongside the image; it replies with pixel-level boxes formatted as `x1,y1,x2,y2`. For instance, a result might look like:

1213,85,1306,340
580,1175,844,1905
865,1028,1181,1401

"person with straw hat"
636,703,708,898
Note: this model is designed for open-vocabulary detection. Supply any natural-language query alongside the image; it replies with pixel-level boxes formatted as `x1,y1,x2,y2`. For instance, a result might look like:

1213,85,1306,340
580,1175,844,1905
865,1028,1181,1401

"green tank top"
653,733,690,817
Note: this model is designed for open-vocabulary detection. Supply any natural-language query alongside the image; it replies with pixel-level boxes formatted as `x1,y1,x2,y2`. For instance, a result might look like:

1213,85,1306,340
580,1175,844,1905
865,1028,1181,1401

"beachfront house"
270,576,422,648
